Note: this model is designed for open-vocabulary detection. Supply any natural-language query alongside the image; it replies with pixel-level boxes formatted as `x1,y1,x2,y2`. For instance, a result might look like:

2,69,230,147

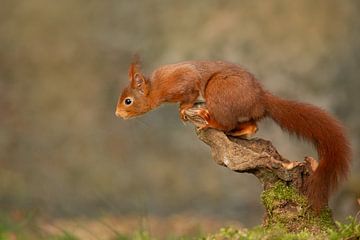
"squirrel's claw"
179,109,189,122
183,107,210,129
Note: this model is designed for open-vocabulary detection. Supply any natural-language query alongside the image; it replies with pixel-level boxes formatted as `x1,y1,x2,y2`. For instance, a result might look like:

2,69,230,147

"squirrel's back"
150,60,258,98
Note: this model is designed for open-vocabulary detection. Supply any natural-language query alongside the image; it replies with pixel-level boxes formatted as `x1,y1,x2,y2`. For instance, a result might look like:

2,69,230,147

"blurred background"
0,0,359,230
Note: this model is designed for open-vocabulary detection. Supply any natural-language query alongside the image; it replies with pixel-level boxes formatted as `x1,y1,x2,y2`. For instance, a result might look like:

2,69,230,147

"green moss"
261,181,308,213
260,181,335,232
310,207,335,230
260,181,308,228
206,226,321,240
206,218,360,240
328,216,360,239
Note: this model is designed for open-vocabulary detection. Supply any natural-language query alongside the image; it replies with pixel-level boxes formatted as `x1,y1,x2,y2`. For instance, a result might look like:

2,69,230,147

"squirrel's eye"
124,98,132,105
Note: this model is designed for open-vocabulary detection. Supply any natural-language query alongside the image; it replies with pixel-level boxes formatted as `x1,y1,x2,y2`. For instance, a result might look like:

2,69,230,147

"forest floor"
0,212,359,239
0,213,242,240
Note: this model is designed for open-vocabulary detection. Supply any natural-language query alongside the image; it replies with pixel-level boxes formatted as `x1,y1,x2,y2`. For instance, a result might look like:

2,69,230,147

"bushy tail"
264,92,351,210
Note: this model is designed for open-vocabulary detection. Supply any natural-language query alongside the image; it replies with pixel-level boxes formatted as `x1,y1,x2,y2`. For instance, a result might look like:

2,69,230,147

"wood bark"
184,109,335,232
196,128,312,192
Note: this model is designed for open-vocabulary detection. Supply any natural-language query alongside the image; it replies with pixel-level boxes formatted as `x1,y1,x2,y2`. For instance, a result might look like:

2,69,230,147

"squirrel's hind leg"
227,120,258,139
183,105,258,138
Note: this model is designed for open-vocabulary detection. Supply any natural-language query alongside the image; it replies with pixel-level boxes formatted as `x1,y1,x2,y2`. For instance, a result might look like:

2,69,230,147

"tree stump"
184,109,336,233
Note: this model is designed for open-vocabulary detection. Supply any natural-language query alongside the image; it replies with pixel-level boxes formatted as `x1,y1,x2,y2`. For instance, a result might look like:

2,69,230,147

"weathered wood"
185,109,335,233
196,129,311,192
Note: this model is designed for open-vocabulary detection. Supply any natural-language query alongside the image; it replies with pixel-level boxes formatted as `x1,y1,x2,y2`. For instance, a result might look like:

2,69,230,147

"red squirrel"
115,57,351,211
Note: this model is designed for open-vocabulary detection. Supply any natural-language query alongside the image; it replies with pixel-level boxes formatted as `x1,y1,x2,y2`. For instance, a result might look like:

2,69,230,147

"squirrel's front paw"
183,108,210,128
180,109,189,122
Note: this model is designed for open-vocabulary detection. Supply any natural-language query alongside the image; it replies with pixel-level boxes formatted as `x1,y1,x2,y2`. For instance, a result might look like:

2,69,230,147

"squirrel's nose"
115,109,128,119
115,110,122,118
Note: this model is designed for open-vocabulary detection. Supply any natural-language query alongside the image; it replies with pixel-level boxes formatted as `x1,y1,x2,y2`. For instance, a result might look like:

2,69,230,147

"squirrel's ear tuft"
129,54,149,95
128,54,141,80
131,73,149,95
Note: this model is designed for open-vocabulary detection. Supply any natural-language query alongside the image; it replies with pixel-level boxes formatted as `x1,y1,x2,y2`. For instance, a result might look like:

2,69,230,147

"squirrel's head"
115,57,151,119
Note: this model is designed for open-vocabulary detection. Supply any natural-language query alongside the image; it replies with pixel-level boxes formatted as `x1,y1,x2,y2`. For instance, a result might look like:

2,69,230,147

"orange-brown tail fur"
264,92,351,210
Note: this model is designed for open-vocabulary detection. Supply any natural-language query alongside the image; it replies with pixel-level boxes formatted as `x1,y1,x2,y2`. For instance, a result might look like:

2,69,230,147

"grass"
205,217,360,240
0,212,359,240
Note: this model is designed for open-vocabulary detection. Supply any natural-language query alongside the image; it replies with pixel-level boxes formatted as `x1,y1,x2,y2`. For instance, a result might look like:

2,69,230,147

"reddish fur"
264,92,351,210
116,59,351,211
204,70,265,130
128,54,141,80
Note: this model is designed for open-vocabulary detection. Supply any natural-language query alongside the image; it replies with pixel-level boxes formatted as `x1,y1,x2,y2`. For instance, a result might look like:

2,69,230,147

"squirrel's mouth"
115,109,130,120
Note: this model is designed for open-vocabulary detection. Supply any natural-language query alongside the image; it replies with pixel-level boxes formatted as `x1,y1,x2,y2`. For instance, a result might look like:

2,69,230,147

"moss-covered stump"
261,181,334,232
193,128,335,233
